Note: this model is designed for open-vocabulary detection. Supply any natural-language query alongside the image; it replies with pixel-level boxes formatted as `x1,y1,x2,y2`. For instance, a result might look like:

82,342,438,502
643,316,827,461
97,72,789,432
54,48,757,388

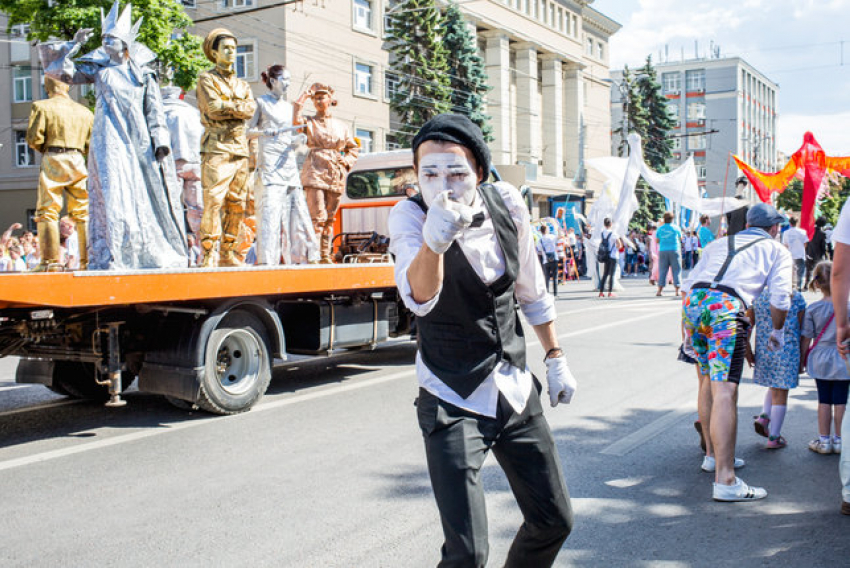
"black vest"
410,184,527,399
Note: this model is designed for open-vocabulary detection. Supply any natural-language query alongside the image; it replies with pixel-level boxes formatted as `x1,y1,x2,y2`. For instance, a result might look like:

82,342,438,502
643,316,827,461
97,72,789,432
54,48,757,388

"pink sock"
762,390,772,417
769,405,786,438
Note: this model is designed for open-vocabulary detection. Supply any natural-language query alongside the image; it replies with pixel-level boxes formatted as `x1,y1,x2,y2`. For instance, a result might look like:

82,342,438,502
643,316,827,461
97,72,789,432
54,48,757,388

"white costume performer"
161,86,204,238
247,66,318,264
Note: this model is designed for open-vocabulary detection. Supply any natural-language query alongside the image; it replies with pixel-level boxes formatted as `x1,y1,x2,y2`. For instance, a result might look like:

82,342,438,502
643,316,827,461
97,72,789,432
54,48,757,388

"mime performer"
26,73,93,271
162,85,204,239
293,83,359,263
388,114,576,567
197,28,256,267
247,64,319,264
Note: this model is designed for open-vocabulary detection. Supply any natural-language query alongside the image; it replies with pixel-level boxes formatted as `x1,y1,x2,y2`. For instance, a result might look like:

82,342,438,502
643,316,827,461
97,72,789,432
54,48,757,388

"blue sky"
594,0,850,156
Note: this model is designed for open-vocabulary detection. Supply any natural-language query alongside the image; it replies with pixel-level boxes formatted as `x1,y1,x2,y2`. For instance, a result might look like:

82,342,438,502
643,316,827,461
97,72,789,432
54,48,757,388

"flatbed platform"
0,263,396,309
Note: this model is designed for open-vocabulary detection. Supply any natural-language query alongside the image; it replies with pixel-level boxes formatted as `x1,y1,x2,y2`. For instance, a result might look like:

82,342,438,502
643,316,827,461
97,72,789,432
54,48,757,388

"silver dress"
44,41,187,270
247,94,319,265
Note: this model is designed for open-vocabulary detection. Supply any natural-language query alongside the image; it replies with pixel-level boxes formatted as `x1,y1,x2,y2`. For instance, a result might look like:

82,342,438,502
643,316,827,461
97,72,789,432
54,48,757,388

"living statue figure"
293,83,359,263
247,64,319,265
162,85,204,239
197,28,257,267
41,1,188,270
26,73,93,271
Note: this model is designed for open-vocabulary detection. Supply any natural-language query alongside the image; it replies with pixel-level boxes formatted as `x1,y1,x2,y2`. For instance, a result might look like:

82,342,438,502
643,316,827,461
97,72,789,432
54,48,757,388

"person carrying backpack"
598,218,621,298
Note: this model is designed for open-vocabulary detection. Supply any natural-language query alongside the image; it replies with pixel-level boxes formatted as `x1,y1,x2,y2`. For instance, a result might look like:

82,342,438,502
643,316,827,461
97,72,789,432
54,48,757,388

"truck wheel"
52,362,135,401
196,311,272,415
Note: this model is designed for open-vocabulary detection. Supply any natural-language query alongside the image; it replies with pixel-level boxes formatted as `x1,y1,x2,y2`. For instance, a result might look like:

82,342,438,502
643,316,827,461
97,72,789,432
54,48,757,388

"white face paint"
270,70,291,97
417,152,478,207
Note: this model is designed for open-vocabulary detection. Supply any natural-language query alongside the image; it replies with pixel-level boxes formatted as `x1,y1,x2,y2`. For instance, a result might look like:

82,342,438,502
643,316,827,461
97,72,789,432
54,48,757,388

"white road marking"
0,384,31,392
0,399,84,417
0,370,416,473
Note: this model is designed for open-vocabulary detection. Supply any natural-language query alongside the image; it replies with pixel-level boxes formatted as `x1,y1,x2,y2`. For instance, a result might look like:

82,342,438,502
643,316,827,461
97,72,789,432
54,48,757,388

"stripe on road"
0,370,416,473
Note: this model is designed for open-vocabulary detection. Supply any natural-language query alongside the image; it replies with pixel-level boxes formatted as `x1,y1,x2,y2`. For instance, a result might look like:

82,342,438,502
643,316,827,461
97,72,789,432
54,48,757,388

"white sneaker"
713,477,767,502
809,438,833,454
701,456,745,472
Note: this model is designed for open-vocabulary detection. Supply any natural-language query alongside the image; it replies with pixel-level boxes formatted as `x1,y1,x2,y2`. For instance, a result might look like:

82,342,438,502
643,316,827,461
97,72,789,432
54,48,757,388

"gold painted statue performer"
26,72,93,271
197,28,257,267
293,83,359,263
40,1,188,270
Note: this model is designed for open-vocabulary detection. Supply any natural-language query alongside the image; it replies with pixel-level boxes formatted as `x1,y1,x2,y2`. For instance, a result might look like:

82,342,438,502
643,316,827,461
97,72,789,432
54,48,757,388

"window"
221,0,253,8
671,137,682,151
549,3,555,26
384,72,400,101
355,62,373,96
353,0,373,31
181,0,196,7
689,134,707,150
558,8,564,32
597,41,604,60
667,103,679,122
571,14,578,37
347,166,415,199
697,164,707,179
586,37,593,56
10,24,30,62
662,72,681,93
355,128,374,153
15,131,35,167
235,41,256,80
13,67,32,102
686,69,705,91
687,101,706,120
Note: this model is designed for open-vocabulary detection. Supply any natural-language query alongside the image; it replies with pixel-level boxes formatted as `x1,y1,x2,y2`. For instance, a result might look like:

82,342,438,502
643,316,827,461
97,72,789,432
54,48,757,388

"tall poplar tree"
386,0,453,146
442,1,492,141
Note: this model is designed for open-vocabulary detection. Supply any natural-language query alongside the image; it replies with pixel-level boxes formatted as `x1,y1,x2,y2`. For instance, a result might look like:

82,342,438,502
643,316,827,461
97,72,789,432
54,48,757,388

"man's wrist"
544,347,563,361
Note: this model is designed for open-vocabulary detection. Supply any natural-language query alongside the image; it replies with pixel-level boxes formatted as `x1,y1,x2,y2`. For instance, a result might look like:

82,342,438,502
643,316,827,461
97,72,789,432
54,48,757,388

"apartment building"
611,55,778,202
0,0,620,228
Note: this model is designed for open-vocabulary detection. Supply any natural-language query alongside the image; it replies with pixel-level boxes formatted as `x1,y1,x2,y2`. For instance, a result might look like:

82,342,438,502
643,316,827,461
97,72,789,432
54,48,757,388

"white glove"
422,191,475,254
767,328,784,352
545,355,577,407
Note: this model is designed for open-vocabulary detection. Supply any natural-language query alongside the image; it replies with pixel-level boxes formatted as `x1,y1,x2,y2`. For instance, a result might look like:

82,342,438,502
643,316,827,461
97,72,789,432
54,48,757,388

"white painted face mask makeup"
417,153,479,207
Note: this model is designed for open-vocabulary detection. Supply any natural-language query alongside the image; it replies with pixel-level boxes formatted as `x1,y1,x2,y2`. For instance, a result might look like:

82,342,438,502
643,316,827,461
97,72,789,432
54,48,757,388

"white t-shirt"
782,227,809,260
834,198,850,245
66,230,80,270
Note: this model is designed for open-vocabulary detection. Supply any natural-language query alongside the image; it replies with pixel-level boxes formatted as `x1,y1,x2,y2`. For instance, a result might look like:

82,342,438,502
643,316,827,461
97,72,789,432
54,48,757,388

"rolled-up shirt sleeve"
766,246,793,311
388,201,442,317
495,182,555,326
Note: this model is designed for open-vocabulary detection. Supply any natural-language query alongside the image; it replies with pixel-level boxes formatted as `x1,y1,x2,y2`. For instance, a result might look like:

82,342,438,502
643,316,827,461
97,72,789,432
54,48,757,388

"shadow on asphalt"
0,342,417,450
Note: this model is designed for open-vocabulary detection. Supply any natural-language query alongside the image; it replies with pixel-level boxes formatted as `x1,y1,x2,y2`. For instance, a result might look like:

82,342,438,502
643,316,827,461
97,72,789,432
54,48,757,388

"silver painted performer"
246,64,319,265
41,1,187,270
162,85,204,239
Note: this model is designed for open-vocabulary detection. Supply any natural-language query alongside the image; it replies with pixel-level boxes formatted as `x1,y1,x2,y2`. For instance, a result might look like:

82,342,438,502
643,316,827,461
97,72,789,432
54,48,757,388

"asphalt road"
1,278,848,567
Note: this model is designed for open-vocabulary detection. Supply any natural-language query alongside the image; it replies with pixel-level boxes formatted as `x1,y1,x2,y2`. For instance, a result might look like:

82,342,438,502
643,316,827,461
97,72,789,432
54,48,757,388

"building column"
483,31,511,166
540,55,563,177
562,64,583,179
514,43,540,168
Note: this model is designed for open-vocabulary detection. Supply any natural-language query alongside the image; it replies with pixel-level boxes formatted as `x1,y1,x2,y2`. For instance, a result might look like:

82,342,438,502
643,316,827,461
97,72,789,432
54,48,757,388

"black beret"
412,114,491,177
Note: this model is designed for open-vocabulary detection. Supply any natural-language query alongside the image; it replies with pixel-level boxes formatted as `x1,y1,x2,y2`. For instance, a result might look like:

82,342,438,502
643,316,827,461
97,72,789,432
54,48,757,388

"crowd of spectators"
0,217,87,272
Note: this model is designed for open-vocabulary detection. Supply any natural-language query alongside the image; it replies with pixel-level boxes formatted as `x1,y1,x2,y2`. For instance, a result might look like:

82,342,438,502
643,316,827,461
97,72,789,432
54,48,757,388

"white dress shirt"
682,228,793,310
833,198,850,245
782,227,809,260
388,181,555,418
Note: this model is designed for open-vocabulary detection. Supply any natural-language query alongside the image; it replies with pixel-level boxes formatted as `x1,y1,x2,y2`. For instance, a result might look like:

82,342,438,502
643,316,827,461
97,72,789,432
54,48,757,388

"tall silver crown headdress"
101,1,143,49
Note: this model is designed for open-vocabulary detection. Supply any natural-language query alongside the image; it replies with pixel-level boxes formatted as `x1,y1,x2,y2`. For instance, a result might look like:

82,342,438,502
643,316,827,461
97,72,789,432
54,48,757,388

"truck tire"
196,311,272,415
52,361,135,401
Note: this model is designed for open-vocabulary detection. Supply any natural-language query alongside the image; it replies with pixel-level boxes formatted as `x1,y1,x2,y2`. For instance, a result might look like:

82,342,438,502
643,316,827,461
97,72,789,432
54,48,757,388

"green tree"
819,177,850,225
386,0,453,146
1,0,206,91
775,179,803,213
442,2,492,141
630,56,675,228
613,65,649,157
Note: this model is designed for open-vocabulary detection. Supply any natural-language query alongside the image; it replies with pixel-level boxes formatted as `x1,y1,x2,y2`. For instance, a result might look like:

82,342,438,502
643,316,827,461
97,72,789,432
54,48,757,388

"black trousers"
599,258,617,293
544,260,559,295
417,382,573,568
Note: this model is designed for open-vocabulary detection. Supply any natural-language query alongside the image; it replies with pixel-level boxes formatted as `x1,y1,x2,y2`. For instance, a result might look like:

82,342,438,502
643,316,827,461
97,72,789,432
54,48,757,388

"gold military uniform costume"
197,66,256,261
26,94,94,225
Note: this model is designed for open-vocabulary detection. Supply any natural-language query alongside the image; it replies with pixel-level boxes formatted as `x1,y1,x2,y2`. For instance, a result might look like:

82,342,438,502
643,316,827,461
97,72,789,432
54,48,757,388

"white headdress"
101,1,142,49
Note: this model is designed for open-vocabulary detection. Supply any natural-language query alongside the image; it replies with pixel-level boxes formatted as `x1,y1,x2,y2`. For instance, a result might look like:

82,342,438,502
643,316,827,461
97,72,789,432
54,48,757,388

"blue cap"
746,203,786,228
